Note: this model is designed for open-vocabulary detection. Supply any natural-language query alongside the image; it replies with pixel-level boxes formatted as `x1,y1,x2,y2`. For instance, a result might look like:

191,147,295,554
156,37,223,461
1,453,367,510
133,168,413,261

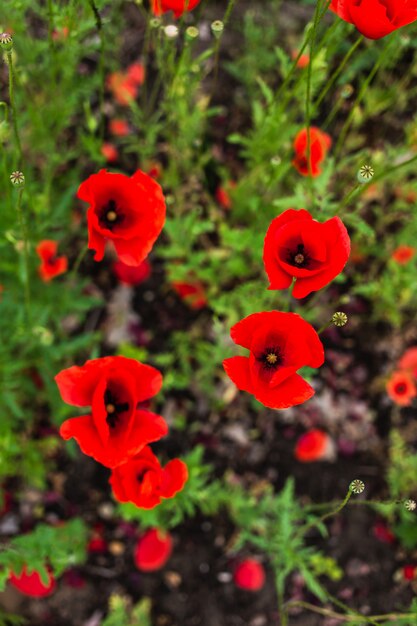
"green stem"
315,34,363,109
213,0,237,80
7,51,23,167
88,0,105,139
334,39,395,159
305,0,324,178
16,188,31,324
297,488,352,539
286,601,415,623
71,244,89,280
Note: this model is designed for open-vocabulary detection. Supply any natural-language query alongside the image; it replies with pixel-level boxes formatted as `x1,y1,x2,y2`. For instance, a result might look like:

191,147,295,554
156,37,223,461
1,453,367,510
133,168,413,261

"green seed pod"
349,479,365,494
10,171,25,188
211,20,224,38
332,312,348,327
357,165,374,184
0,33,13,52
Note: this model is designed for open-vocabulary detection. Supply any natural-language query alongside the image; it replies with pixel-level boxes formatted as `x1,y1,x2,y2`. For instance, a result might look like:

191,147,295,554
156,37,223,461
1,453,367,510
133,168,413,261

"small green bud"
332,312,348,327
270,156,281,167
0,33,13,52
405,499,416,512
349,479,365,494
357,164,374,184
10,171,25,188
150,17,161,29
186,26,199,39
211,20,224,38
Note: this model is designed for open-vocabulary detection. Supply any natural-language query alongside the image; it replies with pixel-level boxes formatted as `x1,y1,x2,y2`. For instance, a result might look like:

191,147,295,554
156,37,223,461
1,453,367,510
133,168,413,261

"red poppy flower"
392,245,415,265
386,371,417,406
107,71,138,106
109,119,130,137
101,143,118,163
134,528,173,571
291,50,310,68
233,559,265,592
172,279,207,309
127,62,145,86
36,240,68,282
9,566,56,598
398,347,417,374
151,0,201,18
215,181,236,210
403,564,416,581
293,127,332,177
223,311,324,410
147,162,162,180
113,258,151,286
110,446,188,509
330,0,417,39
77,169,166,267
294,429,332,462
373,521,395,544
263,209,350,299
56,356,168,468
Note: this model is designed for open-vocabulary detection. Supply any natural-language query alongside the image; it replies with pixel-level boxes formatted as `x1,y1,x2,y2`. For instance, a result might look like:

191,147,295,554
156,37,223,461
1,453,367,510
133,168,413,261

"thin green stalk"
71,244,89,280
213,0,237,80
305,0,325,178
315,34,363,109
16,188,31,324
88,0,105,139
334,39,395,158
296,488,352,539
7,51,23,167
286,601,416,623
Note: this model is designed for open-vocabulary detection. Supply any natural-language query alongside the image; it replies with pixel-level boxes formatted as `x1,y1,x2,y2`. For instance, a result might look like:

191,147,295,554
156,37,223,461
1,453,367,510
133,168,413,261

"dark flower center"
289,243,309,268
99,199,125,231
258,346,282,370
104,389,129,428
394,383,407,395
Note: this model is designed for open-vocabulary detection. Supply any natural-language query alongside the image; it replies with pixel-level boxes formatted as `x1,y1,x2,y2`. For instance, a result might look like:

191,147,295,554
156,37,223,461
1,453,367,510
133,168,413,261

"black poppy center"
258,346,282,371
136,468,151,485
394,383,407,395
104,389,129,428
289,243,309,268
99,199,125,231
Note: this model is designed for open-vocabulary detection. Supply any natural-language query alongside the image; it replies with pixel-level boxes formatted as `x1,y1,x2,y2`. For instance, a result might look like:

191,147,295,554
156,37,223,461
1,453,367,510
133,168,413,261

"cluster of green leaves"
0,518,88,591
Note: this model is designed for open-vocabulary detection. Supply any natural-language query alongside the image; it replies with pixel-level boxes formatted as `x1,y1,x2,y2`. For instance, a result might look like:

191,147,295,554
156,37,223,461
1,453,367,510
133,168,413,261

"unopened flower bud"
186,26,199,39
0,33,13,52
405,499,416,512
164,24,179,39
332,312,348,327
10,171,25,188
211,20,224,38
150,18,161,29
349,479,365,494
357,165,374,184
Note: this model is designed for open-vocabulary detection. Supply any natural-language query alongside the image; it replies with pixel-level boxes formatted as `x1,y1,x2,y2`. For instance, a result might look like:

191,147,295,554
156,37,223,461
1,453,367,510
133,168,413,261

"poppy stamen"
106,403,116,414
266,353,278,364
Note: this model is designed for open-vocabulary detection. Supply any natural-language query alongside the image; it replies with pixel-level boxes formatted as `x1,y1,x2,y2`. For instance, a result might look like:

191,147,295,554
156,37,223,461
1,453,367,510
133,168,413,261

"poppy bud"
186,26,199,39
233,559,265,592
10,171,25,188
349,479,365,494
0,33,13,52
134,528,173,572
357,165,374,184
211,20,224,38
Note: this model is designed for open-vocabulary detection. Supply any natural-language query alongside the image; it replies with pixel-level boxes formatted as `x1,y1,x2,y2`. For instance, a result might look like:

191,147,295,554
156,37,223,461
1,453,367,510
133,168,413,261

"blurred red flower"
403,564,416,581
36,240,68,282
215,181,236,210
77,169,166,266
172,279,207,309
330,0,417,39
291,50,310,68
293,127,332,177
134,528,173,571
263,208,350,299
127,62,145,86
151,0,201,18
56,356,167,468
9,566,56,597
113,258,151,286
233,559,265,592
223,311,324,409
101,143,118,163
109,119,130,137
109,446,188,509
294,429,331,462
386,371,417,406
107,71,138,106
398,347,417,375
392,245,415,265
